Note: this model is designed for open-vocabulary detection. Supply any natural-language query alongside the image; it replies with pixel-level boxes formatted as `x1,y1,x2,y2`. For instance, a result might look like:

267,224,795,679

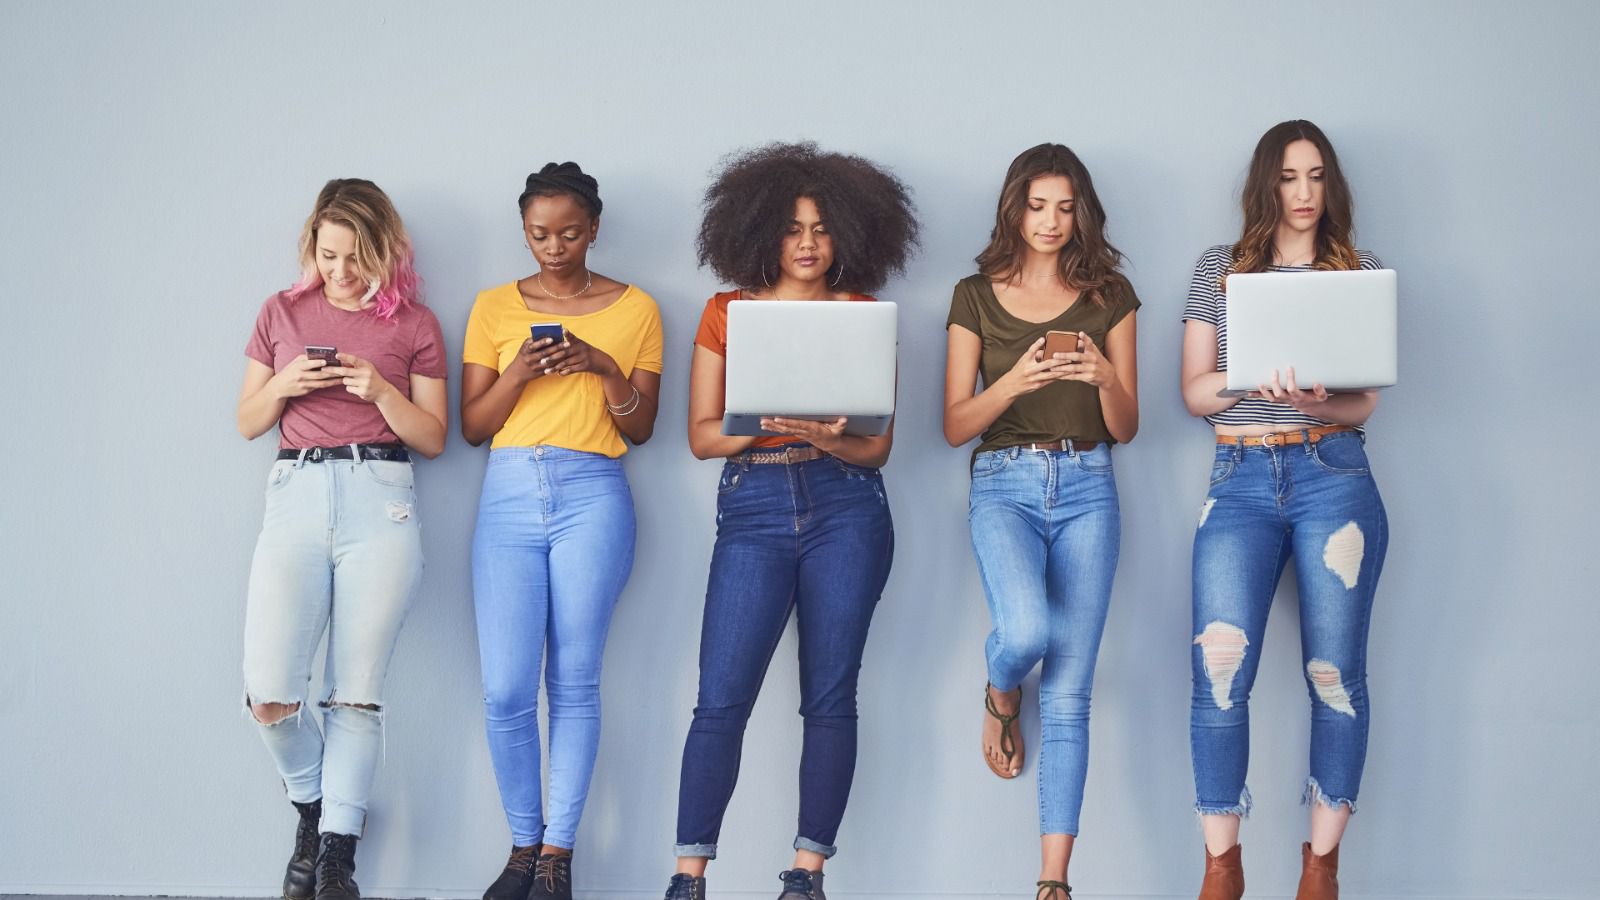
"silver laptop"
722,300,897,436
1220,269,1398,397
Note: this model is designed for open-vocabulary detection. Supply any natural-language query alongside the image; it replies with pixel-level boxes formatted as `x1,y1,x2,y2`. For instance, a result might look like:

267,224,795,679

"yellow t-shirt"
463,282,664,456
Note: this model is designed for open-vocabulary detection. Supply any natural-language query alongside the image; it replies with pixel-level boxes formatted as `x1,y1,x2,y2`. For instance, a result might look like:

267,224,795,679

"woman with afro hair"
662,142,918,900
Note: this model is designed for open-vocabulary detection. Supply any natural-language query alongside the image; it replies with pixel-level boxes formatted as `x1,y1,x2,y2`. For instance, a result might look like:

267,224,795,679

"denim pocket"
361,460,416,488
716,463,744,495
1208,454,1236,486
1073,445,1114,474
1309,434,1370,476
265,460,295,491
970,450,1012,479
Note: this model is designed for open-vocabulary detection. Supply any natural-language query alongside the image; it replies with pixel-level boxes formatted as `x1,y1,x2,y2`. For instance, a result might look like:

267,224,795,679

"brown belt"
734,445,827,465
1216,425,1356,448
1019,439,1100,453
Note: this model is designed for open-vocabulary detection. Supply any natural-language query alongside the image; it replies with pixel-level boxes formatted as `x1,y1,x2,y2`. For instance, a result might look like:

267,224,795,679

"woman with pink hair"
236,179,447,900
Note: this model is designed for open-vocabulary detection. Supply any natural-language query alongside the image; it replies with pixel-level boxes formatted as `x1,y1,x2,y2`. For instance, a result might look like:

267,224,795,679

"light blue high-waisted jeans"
472,446,636,850
243,453,423,837
1190,431,1388,816
968,442,1120,837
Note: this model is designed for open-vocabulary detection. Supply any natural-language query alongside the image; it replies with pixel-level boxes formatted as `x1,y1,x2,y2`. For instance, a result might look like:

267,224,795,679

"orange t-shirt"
693,289,875,449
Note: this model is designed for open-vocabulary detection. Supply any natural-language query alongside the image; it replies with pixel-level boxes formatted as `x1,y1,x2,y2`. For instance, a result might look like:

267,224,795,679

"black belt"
277,444,409,463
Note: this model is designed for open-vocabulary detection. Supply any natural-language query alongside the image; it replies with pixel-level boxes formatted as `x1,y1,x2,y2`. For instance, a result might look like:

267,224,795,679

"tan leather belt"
1216,425,1356,448
735,445,827,465
1021,440,1099,453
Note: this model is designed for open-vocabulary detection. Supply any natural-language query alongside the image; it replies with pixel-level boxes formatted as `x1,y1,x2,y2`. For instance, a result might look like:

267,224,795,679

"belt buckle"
309,447,325,462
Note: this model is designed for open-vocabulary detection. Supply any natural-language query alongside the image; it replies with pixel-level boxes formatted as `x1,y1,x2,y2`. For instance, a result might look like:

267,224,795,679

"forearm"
1099,381,1139,444
461,373,528,446
688,420,758,460
374,386,447,458
822,433,891,468
237,386,288,440
1302,391,1378,426
1182,371,1241,418
600,369,657,444
944,383,1016,446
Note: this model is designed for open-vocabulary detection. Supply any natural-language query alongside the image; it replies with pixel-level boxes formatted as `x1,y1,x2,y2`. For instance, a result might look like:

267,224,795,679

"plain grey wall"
2,2,1596,898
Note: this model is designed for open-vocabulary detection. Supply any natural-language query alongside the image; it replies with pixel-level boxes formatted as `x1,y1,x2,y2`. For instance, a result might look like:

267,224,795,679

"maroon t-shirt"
245,290,448,450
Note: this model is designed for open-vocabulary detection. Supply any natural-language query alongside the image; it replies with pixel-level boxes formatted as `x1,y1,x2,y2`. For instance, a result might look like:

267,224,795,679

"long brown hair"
976,143,1126,306
1230,120,1360,276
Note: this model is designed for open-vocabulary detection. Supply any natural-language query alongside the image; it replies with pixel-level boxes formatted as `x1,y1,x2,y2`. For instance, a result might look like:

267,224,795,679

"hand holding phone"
1042,330,1083,359
529,323,565,347
305,345,340,368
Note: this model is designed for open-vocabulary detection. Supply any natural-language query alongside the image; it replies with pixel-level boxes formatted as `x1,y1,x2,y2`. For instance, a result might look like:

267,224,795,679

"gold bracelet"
607,385,641,416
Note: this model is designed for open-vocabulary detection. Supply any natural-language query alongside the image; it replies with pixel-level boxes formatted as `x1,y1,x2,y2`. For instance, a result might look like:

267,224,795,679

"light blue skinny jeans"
243,454,424,837
1190,431,1388,816
472,446,636,850
968,442,1120,836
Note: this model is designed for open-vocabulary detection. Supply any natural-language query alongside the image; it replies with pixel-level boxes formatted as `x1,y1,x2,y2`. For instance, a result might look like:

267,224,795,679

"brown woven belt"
734,445,827,465
1215,425,1356,448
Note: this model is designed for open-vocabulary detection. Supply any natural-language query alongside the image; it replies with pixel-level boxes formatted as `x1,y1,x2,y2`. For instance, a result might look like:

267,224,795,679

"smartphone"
1043,330,1082,359
305,345,339,368
529,323,565,346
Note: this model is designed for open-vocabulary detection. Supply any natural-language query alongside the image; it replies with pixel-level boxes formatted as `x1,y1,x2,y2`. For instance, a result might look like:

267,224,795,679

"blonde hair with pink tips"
286,178,421,319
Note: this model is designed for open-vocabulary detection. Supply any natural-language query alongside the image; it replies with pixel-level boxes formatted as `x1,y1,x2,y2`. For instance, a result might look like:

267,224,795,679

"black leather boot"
282,799,321,900
315,833,360,900
483,845,540,900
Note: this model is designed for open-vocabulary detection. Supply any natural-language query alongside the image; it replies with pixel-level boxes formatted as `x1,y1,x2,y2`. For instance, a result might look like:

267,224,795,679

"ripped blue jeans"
1189,431,1387,816
242,454,423,836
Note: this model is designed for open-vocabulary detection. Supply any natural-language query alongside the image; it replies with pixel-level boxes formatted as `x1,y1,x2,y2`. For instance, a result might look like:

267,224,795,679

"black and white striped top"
1181,244,1384,429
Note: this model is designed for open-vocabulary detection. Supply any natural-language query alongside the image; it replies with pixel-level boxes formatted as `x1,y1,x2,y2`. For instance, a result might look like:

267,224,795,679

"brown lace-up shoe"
1197,843,1244,900
1295,842,1339,900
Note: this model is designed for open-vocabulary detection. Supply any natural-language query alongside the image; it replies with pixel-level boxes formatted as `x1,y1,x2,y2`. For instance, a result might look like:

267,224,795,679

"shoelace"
317,835,358,891
293,817,319,859
535,855,570,890
779,869,817,898
664,873,702,900
503,845,539,876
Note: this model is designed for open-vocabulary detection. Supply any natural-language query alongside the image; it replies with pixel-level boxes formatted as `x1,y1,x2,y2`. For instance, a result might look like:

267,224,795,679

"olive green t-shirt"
945,273,1140,458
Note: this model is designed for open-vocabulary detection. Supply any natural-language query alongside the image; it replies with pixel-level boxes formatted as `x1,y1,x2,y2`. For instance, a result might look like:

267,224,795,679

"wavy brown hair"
1230,120,1360,277
287,178,420,320
976,143,1128,307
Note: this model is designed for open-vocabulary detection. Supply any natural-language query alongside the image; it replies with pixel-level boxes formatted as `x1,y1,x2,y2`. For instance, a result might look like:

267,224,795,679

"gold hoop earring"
761,265,772,288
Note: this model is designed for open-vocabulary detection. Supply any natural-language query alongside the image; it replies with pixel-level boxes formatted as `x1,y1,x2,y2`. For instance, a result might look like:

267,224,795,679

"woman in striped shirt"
1179,120,1389,900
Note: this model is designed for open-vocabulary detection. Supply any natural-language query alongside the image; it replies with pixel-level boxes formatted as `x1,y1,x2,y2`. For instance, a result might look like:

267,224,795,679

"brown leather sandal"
983,682,1024,778
1036,879,1071,899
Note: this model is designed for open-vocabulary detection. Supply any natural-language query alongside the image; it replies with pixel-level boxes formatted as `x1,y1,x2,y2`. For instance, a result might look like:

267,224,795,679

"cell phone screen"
529,323,565,346
306,345,338,367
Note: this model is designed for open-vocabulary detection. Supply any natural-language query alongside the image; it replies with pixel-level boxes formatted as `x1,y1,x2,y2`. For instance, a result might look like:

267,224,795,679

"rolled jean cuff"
794,835,837,859
321,797,366,837
674,842,717,860
1195,785,1252,818
1302,777,1358,814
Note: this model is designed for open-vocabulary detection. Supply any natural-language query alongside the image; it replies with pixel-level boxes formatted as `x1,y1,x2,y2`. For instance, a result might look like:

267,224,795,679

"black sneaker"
315,833,360,900
663,872,706,899
528,852,573,900
483,845,540,900
282,799,321,900
777,868,826,900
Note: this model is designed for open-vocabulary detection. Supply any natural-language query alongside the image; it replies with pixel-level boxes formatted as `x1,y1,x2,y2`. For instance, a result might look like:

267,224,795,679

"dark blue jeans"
674,451,894,860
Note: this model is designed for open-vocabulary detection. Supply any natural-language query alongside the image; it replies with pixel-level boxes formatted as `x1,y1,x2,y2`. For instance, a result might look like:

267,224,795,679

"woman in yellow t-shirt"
460,162,663,900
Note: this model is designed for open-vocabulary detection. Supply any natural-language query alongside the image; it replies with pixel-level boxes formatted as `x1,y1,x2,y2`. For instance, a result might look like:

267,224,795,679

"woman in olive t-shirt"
942,143,1140,900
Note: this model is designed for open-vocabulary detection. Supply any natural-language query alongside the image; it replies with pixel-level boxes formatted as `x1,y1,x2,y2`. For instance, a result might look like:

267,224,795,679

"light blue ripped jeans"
242,454,423,837
968,443,1120,837
1190,431,1388,816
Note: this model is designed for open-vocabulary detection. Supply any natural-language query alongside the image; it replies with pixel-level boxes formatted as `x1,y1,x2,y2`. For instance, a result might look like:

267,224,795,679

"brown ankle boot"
1295,841,1339,900
1197,843,1244,900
